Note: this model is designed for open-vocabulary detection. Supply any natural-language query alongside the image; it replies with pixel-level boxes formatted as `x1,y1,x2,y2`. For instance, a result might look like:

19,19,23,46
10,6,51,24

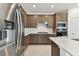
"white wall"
0,3,11,19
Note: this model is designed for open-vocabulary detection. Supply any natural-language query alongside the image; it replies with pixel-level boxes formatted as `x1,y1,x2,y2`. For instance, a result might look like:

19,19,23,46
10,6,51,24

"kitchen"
0,3,79,56
19,3,68,56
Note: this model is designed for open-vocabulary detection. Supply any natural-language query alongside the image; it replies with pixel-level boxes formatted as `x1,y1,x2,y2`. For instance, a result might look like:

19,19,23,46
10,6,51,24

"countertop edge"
49,37,76,56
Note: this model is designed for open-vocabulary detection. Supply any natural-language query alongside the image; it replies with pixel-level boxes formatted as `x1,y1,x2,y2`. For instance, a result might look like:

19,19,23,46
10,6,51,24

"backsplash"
24,23,53,36
37,23,47,32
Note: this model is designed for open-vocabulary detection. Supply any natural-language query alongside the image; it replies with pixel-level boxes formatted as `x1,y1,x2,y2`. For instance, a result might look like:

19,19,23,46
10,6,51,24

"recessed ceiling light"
77,4,79,6
50,5,54,8
33,5,36,8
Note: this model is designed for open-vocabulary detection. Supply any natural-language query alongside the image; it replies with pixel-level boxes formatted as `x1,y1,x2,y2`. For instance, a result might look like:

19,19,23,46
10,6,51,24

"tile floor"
23,45,51,56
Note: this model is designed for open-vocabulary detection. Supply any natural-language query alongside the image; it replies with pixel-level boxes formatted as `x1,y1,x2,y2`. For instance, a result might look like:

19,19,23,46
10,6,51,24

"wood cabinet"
56,13,67,22
20,6,27,28
29,34,51,44
48,15,56,28
37,34,51,44
29,34,37,44
36,15,56,28
26,15,37,28
21,35,29,45
51,41,60,56
21,11,26,27
23,34,51,45
25,15,29,27
25,15,56,28
36,16,48,23
23,34,56,45
48,16,54,28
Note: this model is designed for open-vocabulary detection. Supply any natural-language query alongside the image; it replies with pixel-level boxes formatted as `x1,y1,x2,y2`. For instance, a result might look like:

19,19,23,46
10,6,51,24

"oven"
56,22,67,36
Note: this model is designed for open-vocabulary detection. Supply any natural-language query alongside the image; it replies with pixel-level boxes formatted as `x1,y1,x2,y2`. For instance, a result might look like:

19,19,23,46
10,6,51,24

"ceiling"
21,3,78,15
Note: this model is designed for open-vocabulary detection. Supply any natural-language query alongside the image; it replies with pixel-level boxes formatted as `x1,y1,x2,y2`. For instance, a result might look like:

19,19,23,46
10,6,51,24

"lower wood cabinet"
21,34,29,46
29,34,37,44
22,34,56,45
29,34,51,45
51,41,60,56
37,34,51,44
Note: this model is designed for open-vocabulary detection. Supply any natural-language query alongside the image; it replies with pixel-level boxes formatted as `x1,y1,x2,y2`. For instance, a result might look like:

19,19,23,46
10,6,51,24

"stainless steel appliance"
0,18,6,47
14,7,24,55
0,18,15,56
56,22,67,36
0,3,24,56
6,3,24,55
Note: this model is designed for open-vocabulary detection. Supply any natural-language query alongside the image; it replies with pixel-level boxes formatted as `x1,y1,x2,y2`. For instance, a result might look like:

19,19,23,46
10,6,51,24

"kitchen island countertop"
49,37,79,56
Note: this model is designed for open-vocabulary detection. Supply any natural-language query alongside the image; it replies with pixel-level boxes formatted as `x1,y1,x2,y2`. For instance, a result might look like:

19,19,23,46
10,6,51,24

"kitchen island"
49,37,79,56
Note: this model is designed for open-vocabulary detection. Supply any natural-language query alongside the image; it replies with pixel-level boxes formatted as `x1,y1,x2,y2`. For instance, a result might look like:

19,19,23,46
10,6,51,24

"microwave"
57,22,66,27
4,20,14,29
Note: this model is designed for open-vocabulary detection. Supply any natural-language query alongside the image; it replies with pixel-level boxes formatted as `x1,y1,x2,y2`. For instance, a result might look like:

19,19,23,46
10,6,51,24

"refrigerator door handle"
16,9,21,51
18,9,23,50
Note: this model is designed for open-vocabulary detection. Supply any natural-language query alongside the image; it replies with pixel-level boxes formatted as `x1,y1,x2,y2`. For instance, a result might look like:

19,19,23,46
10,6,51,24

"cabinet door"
48,16,54,28
33,34,37,44
29,34,37,44
37,34,43,44
20,9,26,27
27,15,37,28
68,18,79,39
21,35,29,45
51,41,60,56
29,34,33,44
37,34,50,44
25,15,29,27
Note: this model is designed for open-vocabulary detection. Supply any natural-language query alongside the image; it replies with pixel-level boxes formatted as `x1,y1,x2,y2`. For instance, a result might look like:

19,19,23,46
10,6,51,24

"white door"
68,17,79,39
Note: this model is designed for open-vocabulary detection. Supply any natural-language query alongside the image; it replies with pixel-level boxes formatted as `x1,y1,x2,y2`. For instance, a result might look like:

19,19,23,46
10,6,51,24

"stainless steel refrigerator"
4,3,24,56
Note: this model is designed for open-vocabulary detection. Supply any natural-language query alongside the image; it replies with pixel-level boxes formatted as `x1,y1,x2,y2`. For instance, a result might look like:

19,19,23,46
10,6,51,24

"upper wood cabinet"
26,15,37,28
20,6,27,27
25,15,56,28
48,15,55,28
21,11,26,27
36,16,49,23
56,13,67,22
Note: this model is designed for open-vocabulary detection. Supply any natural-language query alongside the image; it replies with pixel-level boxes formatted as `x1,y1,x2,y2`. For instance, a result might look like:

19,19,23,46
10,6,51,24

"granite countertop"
49,37,79,56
